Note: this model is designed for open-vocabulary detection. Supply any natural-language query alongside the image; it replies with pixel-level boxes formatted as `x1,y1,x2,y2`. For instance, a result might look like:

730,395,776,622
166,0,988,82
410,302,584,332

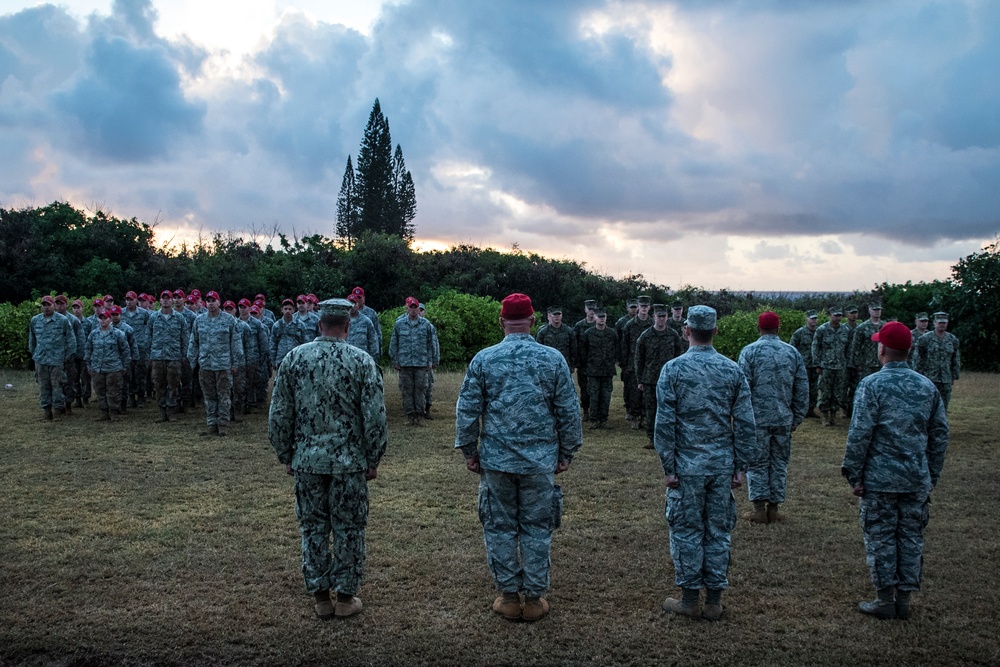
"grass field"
1,368,998,666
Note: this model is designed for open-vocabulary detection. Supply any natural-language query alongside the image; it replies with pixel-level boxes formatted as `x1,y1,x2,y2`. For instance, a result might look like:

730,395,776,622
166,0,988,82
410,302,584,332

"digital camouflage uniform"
572,314,596,417
347,312,380,359
148,309,189,413
122,306,151,403
850,319,884,385
188,311,244,430
535,323,577,372
360,304,382,358
270,317,308,367
113,320,139,411
59,306,85,407
634,325,682,442
269,335,387,596
615,307,637,410
738,334,809,505
85,326,130,413
789,322,820,414
843,362,949,596
28,309,76,411
579,325,618,425
914,330,960,411
456,333,582,598
811,320,850,416
655,342,756,592
620,315,653,421
389,314,436,418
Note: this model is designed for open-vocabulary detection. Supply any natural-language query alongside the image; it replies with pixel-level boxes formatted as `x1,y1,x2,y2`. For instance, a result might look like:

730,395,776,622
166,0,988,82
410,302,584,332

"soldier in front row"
789,310,820,418
578,307,618,429
28,295,76,420
634,304,682,449
811,306,851,426
843,321,949,620
536,306,577,374
913,312,960,411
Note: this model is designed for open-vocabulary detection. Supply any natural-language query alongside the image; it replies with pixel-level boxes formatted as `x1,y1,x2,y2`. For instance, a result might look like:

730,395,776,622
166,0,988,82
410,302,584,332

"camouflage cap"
547,305,563,314
829,306,844,316
933,311,949,322
626,299,638,308
685,305,717,329
916,312,929,321
318,298,353,317
652,304,668,315
594,307,607,318
806,309,818,319
868,301,883,310
671,301,683,310
846,305,859,314
637,295,652,305
584,299,597,309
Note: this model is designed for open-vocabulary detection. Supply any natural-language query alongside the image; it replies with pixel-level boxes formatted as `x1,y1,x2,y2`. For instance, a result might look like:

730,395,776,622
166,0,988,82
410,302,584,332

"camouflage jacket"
842,361,949,493
635,326,682,385
270,317,308,366
148,310,190,361
913,331,961,383
811,322,850,370
239,315,269,366
667,318,689,351
28,312,76,366
654,345,756,477
188,311,244,371
360,305,382,351
66,312,85,361
389,316,435,367
121,307,151,359
738,334,809,428
579,326,618,377
293,311,320,342
85,327,130,373
535,323,577,370
347,312,380,359
114,321,139,362
269,337,387,474
455,333,582,475
572,317,595,365
789,325,817,367
849,320,883,370
619,316,653,368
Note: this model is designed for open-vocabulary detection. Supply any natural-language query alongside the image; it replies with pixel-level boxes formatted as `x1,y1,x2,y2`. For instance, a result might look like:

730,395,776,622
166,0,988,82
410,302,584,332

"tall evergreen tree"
335,155,359,247
391,144,417,241
355,99,396,236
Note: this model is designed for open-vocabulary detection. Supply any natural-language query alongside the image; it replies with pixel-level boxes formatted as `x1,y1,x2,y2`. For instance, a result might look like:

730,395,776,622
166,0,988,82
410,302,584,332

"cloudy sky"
1,0,997,291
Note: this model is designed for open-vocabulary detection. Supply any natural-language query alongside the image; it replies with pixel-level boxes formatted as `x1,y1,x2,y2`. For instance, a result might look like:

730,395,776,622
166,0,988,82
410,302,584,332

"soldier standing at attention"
849,302,884,392
615,299,639,414
389,296,436,426
269,298,387,620
85,309,130,421
620,295,654,429
188,291,243,437
789,310,820,418
579,307,618,430
70,298,89,407
914,312,960,411
738,312,809,524
53,294,83,415
122,290,151,408
28,295,76,420
271,298,307,368
573,300,597,420
668,301,689,351
351,287,382,356
148,290,189,422
842,321,949,620
909,312,930,362
110,306,138,415
843,305,860,416
655,305,755,621
456,293,582,622
418,302,440,417
634,304,682,449
811,306,851,426
346,294,380,359
535,306,577,374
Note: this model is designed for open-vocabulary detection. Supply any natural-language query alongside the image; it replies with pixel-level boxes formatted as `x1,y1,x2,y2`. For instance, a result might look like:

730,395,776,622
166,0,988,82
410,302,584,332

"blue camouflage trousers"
199,369,232,427
859,491,930,591
479,470,558,598
397,367,428,416
36,363,66,409
747,426,792,503
294,470,369,595
666,474,737,590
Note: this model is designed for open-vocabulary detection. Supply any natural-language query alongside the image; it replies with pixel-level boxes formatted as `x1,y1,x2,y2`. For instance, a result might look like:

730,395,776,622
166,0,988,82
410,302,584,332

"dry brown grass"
1,368,998,666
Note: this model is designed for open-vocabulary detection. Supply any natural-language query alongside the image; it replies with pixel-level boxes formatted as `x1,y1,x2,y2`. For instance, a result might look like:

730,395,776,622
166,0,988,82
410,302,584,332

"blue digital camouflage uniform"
914,331,960,410
347,312,380,359
270,334,387,596
240,315,269,409
188,311,244,429
389,315,436,417
738,334,809,504
28,310,76,410
455,333,583,598
842,361,949,593
85,327,130,412
655,344,756,591
148,309,190,411
811,321,850,414
360,304,382,358
271,316,308,367
294,310,320,342
122,306,151,401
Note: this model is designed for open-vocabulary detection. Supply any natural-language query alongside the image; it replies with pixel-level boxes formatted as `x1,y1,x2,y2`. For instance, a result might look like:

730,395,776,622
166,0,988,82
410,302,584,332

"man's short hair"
319,313,350,331
688,328,715,344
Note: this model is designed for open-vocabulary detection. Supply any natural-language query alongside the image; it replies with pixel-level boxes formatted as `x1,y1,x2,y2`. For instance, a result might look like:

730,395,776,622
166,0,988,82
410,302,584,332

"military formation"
27,289,957,624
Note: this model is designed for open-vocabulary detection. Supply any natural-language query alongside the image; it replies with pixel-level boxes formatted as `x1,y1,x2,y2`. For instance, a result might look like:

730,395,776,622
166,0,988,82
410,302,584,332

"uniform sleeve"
389,324,399,366
269,321,280,365
926,392,950,486
810,329,821,366
553,360,583,463
454,358,485,450
231,321,244,366
952,337,961,380
791,354,809,427
360,360,388,469
654,366,678,475
187,322,199,366
731,371,757,472
842,381,875,486
28,318,37,357
268,360,296,465
64,318,77,360
118,331,131,367
568,329,578,370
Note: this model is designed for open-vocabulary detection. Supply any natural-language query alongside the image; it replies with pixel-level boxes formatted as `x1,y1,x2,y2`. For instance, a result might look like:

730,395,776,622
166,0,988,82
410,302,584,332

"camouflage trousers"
859,491,930,591
62,359,79,403
180,359,193,406
231,366,246,416
128,358,148,400
79,360,92,402
934,382,952,411
806,367,820,411
255,362,270,406
621,368,638,415
294,470,369,595
425,368,435,410
397,367,428,416
747,426,792,503
587,375,613,422
479,470,560,598
36,363,66,410
642,385,657,439
577,373,590,413
199,369,232,427
817,368,847,412
151,360,181,410
665,474,737,590
92,371,123,411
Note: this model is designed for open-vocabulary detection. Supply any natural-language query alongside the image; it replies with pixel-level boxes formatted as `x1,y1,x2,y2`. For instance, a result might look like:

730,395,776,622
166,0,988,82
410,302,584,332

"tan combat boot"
314,590,334,620
492,592,521,620
767,502,783,523
743,501,768,524
522,596,550,622
334,593,363,618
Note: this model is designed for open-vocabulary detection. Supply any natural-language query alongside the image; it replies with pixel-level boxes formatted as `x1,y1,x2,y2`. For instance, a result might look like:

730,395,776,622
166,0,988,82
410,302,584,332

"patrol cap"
933,311,949,322
758,311,780,329
405,296,419,308
254,299,265,307
190,289,201,298
829,306,843,316
915,312,929,321
584,299,597,310
637,295,652,306
54,294,68,304
296,294,307,303
137,293,147,301
238,298,251,307
501,293,534,320
185,295,196,304
418,303,426,310
685,305,717,329
318,298,353,317
126,290,138,300
307,293,318,303
626,299,638,308
869,301,883,310
653,304,668,315
103,294,114,302
40,295,54,305
871,321,911,351
160,290,173,300
806,309,818,319
547,306,563,314
594,307,607,318
250,306,260,315
255,293,266,301
205,291,221,302
846,305,859,314
97,310,110,319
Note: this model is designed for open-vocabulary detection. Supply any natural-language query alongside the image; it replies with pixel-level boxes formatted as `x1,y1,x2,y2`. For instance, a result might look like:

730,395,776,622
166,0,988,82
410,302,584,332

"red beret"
500,293,534,320
758,311,780,329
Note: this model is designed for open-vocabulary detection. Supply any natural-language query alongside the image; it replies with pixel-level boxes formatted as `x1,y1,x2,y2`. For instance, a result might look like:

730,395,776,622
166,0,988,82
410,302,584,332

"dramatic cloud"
1,0,997,290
